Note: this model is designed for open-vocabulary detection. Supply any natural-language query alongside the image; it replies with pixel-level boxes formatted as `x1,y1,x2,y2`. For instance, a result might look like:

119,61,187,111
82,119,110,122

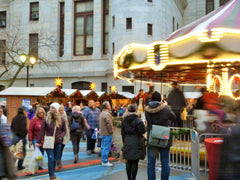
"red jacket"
28,117,44,141
202,92,221,110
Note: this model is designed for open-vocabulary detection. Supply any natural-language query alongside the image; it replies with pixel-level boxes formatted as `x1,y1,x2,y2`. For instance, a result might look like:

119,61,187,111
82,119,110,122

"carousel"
114,0,240,131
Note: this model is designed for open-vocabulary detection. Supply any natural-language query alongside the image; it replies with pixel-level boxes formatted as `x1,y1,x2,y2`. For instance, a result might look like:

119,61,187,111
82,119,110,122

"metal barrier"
156,127,199,179
155,127,226,180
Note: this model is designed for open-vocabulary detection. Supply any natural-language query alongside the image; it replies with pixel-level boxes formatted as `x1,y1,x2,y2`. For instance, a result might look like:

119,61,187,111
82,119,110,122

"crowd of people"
1,81,238,180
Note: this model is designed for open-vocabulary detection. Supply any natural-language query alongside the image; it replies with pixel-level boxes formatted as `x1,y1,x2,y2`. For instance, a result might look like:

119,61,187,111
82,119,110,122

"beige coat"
99,109,114,136
61,113,70,144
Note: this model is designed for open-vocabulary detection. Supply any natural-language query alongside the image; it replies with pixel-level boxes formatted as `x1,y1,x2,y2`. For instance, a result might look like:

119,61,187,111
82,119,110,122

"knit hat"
50,102,60,111
152,91,161,101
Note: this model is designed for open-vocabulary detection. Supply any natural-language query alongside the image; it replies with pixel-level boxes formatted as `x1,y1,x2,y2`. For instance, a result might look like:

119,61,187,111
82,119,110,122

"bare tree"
0,24,58,87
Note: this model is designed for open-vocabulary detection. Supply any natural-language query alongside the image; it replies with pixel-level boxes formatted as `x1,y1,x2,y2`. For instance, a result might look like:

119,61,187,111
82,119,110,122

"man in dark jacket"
145,91,175,180
167,81,186,127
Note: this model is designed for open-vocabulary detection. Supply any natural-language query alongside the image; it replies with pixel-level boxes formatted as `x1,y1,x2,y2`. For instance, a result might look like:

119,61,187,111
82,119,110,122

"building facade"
0,0,230,94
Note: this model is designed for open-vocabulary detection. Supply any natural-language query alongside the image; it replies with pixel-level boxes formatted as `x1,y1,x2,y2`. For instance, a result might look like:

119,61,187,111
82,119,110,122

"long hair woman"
36,103,66,180
28,107,46,169
70,105,85,163
121,104,146,180
58,105,70,168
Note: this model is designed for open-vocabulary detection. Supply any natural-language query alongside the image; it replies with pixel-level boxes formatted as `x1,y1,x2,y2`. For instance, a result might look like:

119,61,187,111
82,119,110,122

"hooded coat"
145,101,176,148
121,112,146,160
70,112,85,135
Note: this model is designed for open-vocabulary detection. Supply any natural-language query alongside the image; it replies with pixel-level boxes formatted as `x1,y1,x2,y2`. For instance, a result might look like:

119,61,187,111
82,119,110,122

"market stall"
109,91,136,108
0,87,56,122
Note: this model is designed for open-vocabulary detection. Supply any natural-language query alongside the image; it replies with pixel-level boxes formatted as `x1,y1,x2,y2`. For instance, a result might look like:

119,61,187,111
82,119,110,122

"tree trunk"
8,66,24,87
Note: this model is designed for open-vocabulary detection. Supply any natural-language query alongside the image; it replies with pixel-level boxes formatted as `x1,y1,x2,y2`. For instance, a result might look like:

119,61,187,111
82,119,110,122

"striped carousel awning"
166,0,240,41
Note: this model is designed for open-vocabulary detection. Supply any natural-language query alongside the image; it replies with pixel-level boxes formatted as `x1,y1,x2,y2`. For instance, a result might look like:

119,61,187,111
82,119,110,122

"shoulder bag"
43,125,56,149
148,114,170,148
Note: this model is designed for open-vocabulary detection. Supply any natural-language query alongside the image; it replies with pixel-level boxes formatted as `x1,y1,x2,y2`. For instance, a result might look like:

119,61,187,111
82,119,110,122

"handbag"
149,125,170,148
148,113,170,148
43,125,56,149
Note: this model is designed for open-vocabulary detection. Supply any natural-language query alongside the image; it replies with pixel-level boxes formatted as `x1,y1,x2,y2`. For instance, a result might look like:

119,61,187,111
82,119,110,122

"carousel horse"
194,109,236,132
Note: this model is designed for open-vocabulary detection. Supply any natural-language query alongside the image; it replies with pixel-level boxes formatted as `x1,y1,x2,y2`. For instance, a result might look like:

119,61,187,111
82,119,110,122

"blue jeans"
147,147,170,180
101,135,112,163
45,144,62,177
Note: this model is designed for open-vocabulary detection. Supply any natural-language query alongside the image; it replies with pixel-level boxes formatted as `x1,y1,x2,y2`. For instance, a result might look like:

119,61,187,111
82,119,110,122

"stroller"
93,129,119,158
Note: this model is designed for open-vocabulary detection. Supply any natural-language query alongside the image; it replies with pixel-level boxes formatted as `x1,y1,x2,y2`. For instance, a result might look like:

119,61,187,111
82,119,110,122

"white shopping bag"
28,147,43,174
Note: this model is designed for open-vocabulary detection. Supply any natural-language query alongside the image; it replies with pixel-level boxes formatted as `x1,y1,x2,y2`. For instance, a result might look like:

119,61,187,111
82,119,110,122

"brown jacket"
99,109,114,136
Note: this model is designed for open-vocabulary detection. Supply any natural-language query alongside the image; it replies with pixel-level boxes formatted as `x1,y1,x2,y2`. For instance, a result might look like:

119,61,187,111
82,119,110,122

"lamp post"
20,54,36,87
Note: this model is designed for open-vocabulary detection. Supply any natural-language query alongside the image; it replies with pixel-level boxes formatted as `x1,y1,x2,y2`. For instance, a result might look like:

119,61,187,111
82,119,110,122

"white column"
63,0,74,60
92,0,102,59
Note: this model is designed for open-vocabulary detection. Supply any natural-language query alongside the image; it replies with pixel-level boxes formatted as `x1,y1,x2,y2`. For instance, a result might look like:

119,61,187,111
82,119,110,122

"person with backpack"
70,105,85,163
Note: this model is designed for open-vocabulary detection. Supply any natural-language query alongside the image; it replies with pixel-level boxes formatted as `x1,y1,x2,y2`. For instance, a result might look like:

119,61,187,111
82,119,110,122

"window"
112,16,115,28
30,84,35,87
74,1,93,56
29,34,38,58
206,0,214,14
72,81,91,90
112,42,115,54
126,18,132,30
172,17,175,32
103,0,109,54
30,2,39,21
220,0,229,6
148,0,152,2
0,11,6,28
101,82,107,92
122,86,134,94
147,24,153,35
59,2,65,57
0,40,6,65
177,23,179,29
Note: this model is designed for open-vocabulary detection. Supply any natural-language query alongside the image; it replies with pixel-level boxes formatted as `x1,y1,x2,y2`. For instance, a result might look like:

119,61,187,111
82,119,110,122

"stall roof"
79,90,92,97
112,92,136,99
61,89,78,96
96,91,106,97
184,92,202,99
0,87,56,96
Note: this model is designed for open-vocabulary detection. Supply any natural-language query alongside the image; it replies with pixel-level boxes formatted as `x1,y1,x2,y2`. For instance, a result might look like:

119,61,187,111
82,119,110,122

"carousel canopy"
114,0,240,85
0,87,56,96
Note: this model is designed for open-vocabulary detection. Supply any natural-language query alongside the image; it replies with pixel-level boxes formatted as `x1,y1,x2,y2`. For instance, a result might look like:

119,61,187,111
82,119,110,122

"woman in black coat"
121,104,146,180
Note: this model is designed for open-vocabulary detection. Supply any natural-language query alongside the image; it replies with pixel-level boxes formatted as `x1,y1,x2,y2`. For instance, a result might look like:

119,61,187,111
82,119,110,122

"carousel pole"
140,71,143,89
220,67,229,96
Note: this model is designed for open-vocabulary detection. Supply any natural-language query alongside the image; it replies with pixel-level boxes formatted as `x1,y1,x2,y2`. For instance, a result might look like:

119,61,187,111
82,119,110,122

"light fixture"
29,57,36,65
55,77,63,87
90,83,96,90
20,54,27,63
111,86,116,92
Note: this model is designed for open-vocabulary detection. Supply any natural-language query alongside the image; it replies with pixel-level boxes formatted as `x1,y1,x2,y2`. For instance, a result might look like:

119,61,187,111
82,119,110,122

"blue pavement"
27,163,194,180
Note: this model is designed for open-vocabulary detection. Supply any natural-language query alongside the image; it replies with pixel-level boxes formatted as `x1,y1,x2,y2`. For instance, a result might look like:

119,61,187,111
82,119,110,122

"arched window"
72,81,91,90
206,0,214,14
220,0,229,6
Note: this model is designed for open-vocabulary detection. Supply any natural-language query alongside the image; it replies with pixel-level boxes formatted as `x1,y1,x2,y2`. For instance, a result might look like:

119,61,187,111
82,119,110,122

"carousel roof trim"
166,0,240,42
0,87,56,96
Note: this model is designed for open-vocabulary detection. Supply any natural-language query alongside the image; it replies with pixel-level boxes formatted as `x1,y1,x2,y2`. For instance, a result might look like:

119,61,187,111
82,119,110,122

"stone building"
0,0,230,93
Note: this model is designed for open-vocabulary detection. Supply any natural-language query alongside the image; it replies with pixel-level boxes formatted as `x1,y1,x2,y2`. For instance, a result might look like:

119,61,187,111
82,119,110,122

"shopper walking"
167,81,186,127
58,105,70,168
69,105,84,163
28,107,46,169
99,101,114,166
121,105,146,180
11,106,28,171
83,100,100,155
36,103,66,180
145,91,175,180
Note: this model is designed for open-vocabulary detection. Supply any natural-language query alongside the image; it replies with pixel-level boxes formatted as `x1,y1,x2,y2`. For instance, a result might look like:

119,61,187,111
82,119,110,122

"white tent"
0,87,56,96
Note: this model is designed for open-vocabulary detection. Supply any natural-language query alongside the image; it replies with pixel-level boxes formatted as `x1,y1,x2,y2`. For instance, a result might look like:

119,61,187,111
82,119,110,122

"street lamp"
20,54,36,87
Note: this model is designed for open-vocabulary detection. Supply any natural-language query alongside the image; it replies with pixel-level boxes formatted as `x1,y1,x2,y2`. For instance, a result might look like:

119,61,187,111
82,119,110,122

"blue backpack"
71,119,79,131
